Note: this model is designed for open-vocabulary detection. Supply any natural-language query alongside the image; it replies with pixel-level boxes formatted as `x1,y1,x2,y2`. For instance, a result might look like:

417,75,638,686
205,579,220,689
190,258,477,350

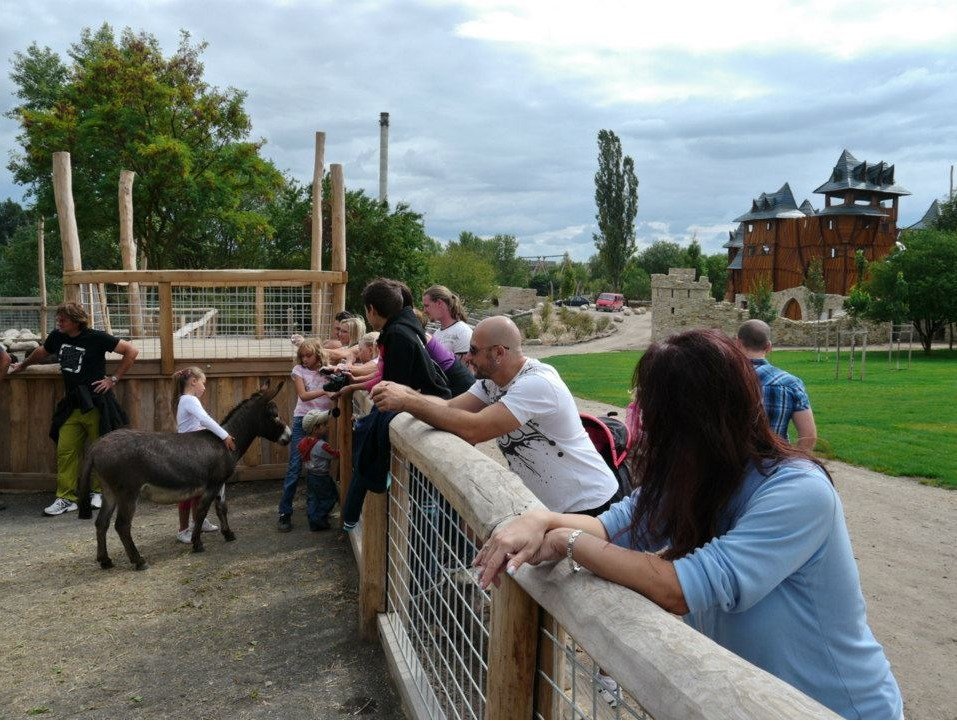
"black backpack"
580,411,634,500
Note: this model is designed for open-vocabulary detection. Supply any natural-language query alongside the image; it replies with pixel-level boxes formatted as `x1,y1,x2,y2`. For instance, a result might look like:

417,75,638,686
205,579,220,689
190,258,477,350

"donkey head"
255,380,292,445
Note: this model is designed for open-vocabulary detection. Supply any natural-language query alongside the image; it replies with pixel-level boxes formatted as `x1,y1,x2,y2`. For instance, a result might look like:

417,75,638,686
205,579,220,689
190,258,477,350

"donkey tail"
77,451,96,519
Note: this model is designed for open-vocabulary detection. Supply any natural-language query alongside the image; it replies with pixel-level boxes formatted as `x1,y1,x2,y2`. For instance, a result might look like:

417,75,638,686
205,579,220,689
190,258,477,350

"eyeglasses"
468,344,510,356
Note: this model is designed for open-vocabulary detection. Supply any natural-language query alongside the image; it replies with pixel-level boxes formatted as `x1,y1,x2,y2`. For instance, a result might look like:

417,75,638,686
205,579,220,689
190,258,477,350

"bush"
514,315,540,340
595,316,611,333
539,301,553,332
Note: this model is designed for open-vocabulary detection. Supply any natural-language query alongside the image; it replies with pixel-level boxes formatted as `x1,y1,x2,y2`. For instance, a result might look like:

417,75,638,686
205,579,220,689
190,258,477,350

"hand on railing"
473,510,562,589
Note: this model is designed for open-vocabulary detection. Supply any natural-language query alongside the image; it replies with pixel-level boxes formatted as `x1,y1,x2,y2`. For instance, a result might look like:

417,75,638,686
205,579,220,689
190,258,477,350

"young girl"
172,367,236,543
278,338,332,532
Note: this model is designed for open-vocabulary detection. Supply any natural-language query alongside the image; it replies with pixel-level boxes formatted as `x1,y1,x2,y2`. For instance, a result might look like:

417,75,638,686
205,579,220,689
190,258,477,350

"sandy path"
524,311,957,719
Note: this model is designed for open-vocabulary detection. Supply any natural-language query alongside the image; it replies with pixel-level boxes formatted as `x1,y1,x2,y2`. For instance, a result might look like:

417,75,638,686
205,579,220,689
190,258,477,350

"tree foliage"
449,231,529,288
936,195,957,233
704,253,728,301
593,129,638,292
429,244,497,310
7,25,285,270
635,240,684,276
804,257,826,321
855,229,957,353
747,275,777,324
620,257,651,300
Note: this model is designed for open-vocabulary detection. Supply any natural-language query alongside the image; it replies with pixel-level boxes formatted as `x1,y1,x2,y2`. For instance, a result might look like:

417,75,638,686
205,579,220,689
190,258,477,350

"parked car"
596,292,625,312
555,295,591,308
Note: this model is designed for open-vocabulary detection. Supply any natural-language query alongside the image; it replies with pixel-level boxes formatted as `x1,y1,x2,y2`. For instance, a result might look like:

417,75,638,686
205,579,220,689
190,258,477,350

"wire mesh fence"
75,281,335,360
385,457,490,720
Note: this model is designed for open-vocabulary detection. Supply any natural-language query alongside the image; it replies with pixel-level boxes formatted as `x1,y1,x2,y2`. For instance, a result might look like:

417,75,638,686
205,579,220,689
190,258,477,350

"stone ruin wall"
651,268,890,346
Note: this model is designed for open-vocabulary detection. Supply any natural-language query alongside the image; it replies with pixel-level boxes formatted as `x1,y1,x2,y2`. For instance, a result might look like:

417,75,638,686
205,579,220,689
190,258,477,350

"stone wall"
651,268,890,346
492,286,540,314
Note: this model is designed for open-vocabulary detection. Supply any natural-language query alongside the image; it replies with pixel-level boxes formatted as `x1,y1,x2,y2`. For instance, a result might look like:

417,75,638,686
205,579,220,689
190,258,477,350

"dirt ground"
531,311,957,719
0,481,403,720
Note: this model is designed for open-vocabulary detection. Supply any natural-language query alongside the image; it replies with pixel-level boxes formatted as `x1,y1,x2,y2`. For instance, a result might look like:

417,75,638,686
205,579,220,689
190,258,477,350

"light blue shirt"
599,459,902,719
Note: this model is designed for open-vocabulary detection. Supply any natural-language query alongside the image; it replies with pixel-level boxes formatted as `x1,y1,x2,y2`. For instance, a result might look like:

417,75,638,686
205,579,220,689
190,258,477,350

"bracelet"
566,529,583,573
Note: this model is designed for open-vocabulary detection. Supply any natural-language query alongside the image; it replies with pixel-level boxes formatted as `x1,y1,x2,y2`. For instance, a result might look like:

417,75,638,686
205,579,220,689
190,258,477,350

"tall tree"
636,240,685,276
449,231,529,287
857,229,957,354
429,245,496,310
704,253,728,301
593,130,638,292
7,25,284,270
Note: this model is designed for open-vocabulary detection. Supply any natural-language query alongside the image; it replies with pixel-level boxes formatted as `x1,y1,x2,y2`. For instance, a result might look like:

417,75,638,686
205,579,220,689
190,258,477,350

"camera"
322,372,350,393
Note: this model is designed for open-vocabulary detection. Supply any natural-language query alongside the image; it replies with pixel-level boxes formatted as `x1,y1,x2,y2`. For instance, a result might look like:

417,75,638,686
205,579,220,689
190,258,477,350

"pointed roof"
905,199,942,230
722,225,744,249
728,247,744,270
813,149,910,197
800,200,816,215
733,183,802,222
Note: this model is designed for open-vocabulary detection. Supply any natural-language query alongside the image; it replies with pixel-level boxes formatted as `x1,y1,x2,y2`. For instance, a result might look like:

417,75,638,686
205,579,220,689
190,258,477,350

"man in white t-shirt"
370,316,618,514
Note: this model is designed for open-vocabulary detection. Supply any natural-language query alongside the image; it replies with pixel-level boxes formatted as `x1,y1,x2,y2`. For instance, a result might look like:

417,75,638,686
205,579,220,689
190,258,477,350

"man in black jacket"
10,301,138,515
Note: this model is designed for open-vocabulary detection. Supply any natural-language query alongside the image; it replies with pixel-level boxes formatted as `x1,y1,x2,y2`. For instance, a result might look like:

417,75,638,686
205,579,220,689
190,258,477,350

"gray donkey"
77,381,291,570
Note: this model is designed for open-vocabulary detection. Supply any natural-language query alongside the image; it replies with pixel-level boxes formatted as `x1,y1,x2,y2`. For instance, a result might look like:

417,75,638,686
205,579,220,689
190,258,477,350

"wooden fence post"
536,611,569,720
52,152,82,304
311,132,325,335
37,218,47,337
118,170,144,338
330,163,347,315
158,282,174,375
335,393,354,511
255,285,266,339
485,575,538,719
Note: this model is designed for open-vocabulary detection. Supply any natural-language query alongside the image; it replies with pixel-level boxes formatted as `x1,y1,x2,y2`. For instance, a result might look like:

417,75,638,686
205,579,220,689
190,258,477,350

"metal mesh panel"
385,456,490,719
78,282,335,360
534,621,649,720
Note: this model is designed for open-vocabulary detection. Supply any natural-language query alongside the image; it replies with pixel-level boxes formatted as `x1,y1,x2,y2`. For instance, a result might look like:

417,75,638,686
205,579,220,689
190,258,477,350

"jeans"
278,415,304,516
305,472,338,525
57,408,102,502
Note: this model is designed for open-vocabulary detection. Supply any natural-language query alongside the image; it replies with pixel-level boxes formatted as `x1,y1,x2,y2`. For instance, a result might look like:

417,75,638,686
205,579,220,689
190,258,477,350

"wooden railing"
342,407,836,720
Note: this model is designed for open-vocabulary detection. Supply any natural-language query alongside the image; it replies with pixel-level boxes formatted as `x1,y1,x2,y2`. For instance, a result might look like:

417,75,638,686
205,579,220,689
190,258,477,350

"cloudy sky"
2,0,956,259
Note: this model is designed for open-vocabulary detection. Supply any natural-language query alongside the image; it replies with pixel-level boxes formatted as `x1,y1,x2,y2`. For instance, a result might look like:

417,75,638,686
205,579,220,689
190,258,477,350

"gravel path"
525,311,957,719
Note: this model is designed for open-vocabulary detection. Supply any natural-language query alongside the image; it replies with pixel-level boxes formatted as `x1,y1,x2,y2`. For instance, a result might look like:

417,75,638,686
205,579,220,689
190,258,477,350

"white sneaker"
596,673,620,708
200,518,218,532
43,498,78,516
90,493,103,509
176,528,193,544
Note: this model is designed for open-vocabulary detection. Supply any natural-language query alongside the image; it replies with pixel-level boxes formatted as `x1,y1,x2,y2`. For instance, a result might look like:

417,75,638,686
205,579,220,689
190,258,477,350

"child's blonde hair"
358,331,379,350
172,366,205,412
340,316,366,346
296,338,328,367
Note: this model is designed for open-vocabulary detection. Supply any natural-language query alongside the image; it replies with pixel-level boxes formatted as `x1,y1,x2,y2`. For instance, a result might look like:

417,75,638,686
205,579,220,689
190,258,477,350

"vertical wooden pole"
536,611,570,720
36,218,48,337
335,392,354,511
52,152,82,304
97,283,112,334
118,170,144,338
158,282,174,375
330,163,347,315
359,487,388,640
485,575,539,719
254,285,265,339
311,132,325,335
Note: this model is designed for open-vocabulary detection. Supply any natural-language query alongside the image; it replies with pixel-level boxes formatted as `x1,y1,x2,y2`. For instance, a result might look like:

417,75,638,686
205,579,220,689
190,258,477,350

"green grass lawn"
544,349,957,489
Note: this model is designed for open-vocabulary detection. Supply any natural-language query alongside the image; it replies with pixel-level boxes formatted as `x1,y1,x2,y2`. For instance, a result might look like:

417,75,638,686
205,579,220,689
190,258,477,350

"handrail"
379,413,835,720
64,269,347,285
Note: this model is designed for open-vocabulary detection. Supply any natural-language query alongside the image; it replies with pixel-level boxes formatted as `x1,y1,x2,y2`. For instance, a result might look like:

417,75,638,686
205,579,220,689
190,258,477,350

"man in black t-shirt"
10,302,139,515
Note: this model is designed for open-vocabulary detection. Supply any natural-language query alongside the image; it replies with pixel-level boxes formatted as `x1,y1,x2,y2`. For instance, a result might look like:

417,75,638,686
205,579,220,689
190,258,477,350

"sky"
1,0,956,260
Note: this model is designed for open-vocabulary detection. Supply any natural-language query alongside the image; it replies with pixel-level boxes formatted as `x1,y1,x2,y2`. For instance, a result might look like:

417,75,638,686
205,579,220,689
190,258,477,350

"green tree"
559,253,576,298
857,229,957,354
451,231,529,287
683,237,703,279
704,253,728,301
620,257,651,300
593,129,638,292
936,195,957,232
0,199,29,246
7,25,284,270
747,275,777,324
429,245,496,310
804,257,827,359
636,240,685,276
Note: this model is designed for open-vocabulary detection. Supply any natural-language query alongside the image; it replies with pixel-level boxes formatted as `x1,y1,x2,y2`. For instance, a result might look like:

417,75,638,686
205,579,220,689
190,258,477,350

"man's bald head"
474,315,522,352
737,319,772,352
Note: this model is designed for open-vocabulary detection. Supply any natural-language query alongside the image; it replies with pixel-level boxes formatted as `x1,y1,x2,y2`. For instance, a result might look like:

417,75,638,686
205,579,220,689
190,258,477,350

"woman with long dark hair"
474,329,902,719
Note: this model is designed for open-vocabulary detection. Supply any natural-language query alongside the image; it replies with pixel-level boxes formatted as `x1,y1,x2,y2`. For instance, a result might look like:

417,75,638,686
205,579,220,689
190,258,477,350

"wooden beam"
158,282,174,375
63,269,347,285
485,575,538,719
118,169,145,338
330,163,347,314
52,152,82,303
37,218,47,337
312,131,326,334
359,489,388,640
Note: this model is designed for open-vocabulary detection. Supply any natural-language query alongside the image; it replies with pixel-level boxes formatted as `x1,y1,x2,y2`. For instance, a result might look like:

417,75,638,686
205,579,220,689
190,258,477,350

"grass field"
544,349,957,489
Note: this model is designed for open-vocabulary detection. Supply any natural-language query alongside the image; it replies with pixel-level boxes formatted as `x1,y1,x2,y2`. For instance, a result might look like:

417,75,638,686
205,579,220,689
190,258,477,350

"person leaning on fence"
340,278,452,531
0,342,11,379
413,308,475,397
9,301,139,516
737,319,817,452
370,314,619,516
474,329,902,720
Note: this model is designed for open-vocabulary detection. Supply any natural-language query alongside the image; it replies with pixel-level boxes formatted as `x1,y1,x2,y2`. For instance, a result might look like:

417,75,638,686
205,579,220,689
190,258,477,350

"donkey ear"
262,380,283,402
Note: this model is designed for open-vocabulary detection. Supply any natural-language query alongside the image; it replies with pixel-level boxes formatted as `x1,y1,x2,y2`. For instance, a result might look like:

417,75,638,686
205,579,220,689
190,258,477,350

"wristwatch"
109,375,119,383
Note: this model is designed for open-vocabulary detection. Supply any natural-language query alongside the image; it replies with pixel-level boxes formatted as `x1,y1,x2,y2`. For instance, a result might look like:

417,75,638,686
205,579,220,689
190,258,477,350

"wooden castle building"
724,149,910,318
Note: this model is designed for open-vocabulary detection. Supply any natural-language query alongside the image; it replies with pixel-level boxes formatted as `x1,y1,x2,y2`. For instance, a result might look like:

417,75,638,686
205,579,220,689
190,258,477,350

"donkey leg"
191,493,217,553
94,494,117,569
214,485,235,542
114,498,148,571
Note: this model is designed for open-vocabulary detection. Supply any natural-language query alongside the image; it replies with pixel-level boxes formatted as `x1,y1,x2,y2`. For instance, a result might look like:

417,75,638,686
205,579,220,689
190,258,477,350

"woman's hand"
223,435,236,451
473,510,553,589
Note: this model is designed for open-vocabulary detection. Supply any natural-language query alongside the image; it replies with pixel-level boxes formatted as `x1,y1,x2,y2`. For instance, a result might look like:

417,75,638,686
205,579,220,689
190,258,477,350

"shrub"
515,315,540,340
595,316,611,333
539,301,553,332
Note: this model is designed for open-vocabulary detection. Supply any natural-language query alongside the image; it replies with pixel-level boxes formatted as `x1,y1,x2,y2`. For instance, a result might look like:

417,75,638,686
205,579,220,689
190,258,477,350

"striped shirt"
750,358,811,440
